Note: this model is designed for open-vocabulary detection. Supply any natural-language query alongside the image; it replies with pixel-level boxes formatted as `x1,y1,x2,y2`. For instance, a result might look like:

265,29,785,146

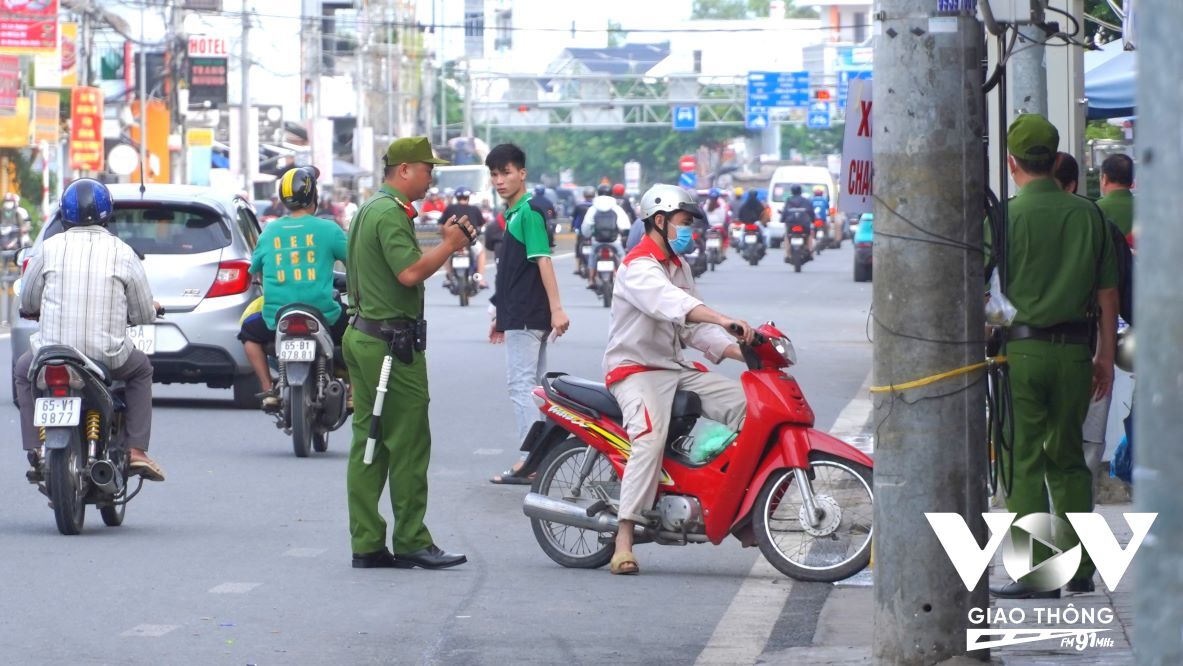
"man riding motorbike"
440,187,488,288
704,187,730,257
571,186,596,275
581,188,632,290
238,166,348,410
15,178,165,482
604,183,755,575
612,182,637,222
781,184,815,260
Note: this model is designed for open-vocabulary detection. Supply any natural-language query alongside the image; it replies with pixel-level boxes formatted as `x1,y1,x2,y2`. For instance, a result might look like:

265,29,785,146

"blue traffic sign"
672,105,698,131
746,71,810,110
807,101,831,129
745,108,769,130
838,70,872,108
678,171,697,189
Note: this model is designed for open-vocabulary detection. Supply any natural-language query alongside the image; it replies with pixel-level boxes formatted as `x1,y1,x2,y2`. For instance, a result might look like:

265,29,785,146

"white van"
766,165,838,248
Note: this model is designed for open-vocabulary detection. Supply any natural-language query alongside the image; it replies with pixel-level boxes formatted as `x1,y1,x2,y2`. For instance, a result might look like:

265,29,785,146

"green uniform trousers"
343,326,434,555
1004,339,1095,579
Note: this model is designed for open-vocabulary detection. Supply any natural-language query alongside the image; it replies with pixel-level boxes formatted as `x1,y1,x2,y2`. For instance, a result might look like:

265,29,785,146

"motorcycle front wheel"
48,431,86,535
530,439,617,569
754,452,873,583
290,385,313,458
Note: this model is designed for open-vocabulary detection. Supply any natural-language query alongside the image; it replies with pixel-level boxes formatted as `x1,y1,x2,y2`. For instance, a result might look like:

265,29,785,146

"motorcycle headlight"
772,336,797,366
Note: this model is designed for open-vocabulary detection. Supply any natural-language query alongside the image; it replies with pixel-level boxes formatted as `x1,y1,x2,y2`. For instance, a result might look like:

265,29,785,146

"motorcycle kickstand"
568,445,600,499
793,467,823,528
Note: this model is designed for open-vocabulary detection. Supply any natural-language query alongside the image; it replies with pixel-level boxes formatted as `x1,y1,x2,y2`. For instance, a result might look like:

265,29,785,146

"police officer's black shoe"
1066,577,1095,593
990,581,1061,599
352,548,401,569
393,544,467,569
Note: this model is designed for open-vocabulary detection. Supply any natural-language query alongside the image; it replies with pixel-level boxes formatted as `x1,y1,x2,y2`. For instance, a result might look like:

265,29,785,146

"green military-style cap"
1007,113,1059,160
383,136,450,167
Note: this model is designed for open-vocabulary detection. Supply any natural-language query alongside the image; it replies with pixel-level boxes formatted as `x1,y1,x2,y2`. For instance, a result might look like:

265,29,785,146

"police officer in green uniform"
988,115,1119,599
345,137,476,569
1097,153,1135,238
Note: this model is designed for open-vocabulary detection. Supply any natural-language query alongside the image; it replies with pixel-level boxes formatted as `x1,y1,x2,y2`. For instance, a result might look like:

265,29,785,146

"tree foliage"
692,0,817,20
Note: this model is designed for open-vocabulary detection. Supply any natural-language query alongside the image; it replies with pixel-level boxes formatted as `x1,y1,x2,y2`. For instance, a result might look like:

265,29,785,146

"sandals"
610,551,639,575
129,457,166,482
489,466,535,485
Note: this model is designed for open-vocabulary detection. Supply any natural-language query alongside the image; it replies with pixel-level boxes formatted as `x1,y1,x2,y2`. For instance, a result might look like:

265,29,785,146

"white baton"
362,354,394,465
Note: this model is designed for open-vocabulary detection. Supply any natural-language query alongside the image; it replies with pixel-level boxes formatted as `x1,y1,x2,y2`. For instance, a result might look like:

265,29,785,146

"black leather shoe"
990,581,1061,599
352,548,400,569
393,544,467,570
1066,577,1095,593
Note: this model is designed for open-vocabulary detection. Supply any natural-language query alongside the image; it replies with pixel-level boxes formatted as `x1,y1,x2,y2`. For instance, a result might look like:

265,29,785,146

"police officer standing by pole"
344,137,476,569
989,115,1119,599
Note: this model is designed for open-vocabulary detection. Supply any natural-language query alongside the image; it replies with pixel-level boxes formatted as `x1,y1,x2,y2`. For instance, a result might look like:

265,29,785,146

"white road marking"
694,369,874,665
208,582,261,594
472,448,503,456
282,547,326,558
121,624,180,637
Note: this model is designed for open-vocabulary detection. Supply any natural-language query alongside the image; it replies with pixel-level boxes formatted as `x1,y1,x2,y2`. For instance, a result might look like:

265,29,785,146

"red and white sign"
839,78,872,217
69,86,104,172
678,154,696,173
0,55,18,109
0,0,58,54
187,35,229,57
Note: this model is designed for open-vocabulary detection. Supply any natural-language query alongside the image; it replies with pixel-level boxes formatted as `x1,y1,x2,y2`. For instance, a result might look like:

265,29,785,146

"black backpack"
781,200,811,228
592,209,619,243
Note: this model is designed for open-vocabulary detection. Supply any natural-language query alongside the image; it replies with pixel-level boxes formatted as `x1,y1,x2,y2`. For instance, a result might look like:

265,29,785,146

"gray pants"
505,329,547,459
15,349,154,451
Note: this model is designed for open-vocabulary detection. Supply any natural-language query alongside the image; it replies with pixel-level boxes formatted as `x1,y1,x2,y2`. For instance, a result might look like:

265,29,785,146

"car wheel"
231,374,262,409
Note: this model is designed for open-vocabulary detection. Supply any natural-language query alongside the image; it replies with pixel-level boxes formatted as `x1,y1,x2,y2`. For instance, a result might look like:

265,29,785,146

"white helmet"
639,184,703,221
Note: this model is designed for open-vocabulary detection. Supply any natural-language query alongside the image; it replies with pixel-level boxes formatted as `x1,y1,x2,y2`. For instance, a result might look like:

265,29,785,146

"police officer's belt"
1008,322,1090,346
350,315,427,364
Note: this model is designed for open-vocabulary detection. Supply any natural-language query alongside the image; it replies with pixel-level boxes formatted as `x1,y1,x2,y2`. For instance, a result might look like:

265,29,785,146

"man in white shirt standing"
15,178,164,482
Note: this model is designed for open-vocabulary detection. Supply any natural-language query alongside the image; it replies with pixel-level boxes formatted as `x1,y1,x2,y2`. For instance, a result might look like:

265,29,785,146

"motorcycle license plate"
745,234,759,244
127,325,156,355
790,237,805,247
582,246,592,256
452,256,471,269
706,238,721,249
34,397,82,427
816,231,824,239
278,339,317,362
596,260,616,273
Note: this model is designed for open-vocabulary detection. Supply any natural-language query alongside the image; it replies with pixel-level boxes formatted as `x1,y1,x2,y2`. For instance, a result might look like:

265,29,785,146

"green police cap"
1007,114,1059,161
383,137,449,167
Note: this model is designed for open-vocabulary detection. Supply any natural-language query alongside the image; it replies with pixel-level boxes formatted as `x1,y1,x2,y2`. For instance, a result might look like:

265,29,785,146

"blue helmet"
708,188,721,198
455,187,472,199
61,178,114,229
533,185,546,196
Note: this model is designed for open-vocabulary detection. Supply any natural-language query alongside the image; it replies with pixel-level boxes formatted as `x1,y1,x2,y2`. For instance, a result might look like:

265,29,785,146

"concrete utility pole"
1010,21,1048,117
239,1,252,193
871,2,989,663
1134,2,1183,662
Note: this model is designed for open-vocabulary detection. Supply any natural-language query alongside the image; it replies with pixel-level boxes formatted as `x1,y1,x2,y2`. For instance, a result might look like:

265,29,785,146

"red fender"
729,427,874,533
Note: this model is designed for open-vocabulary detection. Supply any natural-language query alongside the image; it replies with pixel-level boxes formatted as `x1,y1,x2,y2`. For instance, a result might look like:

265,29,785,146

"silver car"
11,185,264,408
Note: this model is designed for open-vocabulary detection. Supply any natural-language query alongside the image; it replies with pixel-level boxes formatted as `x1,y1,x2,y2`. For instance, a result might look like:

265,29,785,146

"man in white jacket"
603,183,754,575
580,192,632,289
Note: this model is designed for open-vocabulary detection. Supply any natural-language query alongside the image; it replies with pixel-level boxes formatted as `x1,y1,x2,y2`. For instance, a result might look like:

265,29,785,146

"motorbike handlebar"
727,322,766,346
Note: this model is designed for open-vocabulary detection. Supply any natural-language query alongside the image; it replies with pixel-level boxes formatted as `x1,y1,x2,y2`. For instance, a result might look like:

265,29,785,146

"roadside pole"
1010,24,1048,117
1134,1,1183,662
239,2,251,193
871,2,989,663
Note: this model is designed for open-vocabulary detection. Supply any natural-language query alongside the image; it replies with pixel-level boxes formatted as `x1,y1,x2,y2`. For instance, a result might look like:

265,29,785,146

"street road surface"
0,241,872,665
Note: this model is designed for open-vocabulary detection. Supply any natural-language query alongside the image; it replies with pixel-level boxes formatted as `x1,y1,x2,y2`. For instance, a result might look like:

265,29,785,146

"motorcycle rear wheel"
754,452,873,583
601,276,613,308
530,439,617,569
290,385,313,458
48,432,86,535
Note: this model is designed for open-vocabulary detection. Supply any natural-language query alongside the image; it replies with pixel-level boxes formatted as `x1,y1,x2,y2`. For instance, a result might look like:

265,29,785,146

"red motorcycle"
520,323,874,582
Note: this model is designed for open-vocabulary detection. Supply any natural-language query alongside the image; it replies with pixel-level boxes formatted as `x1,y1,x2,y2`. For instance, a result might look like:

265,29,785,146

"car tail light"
278,314,319,336
206,261,251,298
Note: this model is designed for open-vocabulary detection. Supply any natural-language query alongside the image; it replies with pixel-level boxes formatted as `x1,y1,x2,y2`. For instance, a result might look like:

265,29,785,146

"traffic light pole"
871,3,990,662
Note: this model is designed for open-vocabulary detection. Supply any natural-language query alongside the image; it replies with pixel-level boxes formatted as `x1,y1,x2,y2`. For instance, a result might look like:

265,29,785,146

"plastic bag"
985,271,1018,327
1111,435,1132,484
688,423,739,464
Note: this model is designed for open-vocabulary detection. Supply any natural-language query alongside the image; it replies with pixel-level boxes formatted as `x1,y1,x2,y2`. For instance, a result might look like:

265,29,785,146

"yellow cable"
869,356,1007,394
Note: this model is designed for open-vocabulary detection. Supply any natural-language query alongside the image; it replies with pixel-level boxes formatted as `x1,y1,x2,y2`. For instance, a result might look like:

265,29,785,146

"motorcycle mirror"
11,277,20,298
15,247,27,265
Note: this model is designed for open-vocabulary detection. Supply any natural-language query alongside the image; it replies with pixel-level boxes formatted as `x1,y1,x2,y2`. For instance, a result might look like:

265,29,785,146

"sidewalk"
760,501,1136,665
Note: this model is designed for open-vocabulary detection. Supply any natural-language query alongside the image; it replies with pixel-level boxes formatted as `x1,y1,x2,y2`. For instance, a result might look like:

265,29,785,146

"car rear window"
771,183,830,202
108,205,231,255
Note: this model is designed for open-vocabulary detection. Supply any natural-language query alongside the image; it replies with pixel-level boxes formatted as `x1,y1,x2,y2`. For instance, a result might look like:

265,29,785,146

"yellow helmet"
733,186,744,197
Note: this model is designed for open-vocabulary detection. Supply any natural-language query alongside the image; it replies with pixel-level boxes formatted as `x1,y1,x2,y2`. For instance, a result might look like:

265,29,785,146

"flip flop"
610,551,639,575
489,467,535,485
129,458,166,482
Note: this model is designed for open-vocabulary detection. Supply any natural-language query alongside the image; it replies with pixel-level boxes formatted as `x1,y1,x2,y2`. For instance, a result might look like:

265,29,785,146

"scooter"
705,227,724,272
741,223,766,266
786,224,810,273
520,322,873,582
684,230,708,278
446,248,481,307
729,221,745,253
271,291,351,458
24,308,166,535
812,219,828,255
590,242,620,308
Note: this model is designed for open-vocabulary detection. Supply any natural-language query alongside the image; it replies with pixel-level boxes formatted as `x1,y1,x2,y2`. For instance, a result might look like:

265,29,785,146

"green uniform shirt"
347,184,424,321
250,214,348,329
1096,188,1134,237
987,178,1117,328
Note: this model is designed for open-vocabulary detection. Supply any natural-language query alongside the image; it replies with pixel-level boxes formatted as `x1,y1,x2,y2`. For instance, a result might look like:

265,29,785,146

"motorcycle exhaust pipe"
321,379,346,426
89,459,121,494
522,492,619,533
